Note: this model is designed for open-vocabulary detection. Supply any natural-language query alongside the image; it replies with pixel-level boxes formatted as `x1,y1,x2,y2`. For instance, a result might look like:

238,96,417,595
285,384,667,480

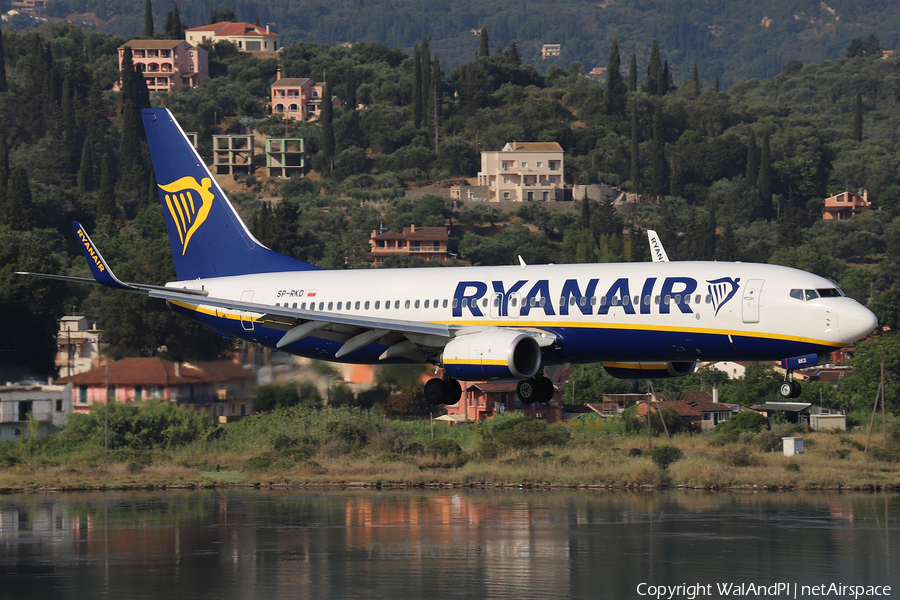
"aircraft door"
240,290,255,331
507,292,522,319
489,292,503,319
742,279,764,324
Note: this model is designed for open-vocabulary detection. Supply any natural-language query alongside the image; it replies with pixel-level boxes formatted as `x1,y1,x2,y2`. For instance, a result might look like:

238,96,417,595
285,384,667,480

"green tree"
841,333,900,413
164,3,186,39
757,132,772,219
564,364,630,404
604,39,626,116
144,0,154,37
643,39,661,96
478,27,489,58
650,100,665,197
96,153,115,219
630,99,640,188
5,167,33,230
412,43,422,128
319,81,335,172
627,53,637,92
745,130,758,185
0,27,6,93
852,93,862,142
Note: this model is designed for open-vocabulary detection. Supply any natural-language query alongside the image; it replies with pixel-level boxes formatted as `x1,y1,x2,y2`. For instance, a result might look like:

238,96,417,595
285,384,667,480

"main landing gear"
516,374,554,404
779,374,802,399
424,377,462,406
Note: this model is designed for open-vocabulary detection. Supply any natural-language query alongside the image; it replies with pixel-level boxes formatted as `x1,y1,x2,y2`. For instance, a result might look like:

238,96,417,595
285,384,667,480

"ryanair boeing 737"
20,109,878,405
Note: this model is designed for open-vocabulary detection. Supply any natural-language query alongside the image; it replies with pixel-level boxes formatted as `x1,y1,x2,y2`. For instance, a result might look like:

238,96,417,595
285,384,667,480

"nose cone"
837,300,878,344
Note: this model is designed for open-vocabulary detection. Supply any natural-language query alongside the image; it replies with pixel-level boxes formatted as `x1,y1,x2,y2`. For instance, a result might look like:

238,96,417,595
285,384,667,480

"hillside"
26,0,900,85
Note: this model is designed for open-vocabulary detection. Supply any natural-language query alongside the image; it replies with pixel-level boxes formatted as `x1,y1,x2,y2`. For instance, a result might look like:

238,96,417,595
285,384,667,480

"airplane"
19,108,878,405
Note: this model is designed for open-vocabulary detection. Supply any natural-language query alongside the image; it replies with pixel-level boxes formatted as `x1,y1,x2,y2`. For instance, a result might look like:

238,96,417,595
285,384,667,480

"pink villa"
57,357,256,422
271,71,342,121
822,190,871,220
114,40,207,92
185,22,281,53
368,225,451,266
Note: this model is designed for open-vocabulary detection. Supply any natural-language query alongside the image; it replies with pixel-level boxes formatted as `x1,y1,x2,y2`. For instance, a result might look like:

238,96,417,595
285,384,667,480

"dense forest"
7,0,900,85
1,15,900,418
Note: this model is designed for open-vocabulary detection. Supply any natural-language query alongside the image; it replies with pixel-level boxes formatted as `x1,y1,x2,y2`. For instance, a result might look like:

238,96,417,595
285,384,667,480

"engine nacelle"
602,361,698,379
442,329,541,381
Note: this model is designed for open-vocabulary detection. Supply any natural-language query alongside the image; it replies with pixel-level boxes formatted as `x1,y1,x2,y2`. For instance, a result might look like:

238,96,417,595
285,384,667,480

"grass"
0,407,898,492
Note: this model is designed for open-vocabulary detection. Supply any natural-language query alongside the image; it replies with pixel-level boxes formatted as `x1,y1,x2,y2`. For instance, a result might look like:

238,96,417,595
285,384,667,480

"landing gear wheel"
516,378,538,404
789,381,802,398
424,378,448,406
779,382,794,398
444,379,462,405
537,376,554,403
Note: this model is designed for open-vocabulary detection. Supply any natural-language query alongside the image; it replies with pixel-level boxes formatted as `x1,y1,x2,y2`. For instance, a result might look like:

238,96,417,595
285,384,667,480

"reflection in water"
0,490,897,599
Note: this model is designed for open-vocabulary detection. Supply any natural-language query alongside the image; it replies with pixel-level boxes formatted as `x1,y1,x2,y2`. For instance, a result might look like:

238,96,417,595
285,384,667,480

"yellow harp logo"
159,177,215,255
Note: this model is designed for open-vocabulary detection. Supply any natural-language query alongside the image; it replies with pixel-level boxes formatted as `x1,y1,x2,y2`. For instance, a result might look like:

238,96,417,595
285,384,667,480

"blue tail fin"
142,108,321,280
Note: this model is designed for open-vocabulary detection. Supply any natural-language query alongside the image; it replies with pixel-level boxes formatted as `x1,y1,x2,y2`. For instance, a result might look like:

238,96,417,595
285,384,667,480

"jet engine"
602,361,698,379
442,329,541,381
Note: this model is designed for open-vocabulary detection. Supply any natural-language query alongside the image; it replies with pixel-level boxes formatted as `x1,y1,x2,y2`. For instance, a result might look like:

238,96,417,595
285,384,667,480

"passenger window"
462,298,468,308
337,302,342,310
276,303,280,307
655,296,660,304
790,289,803,300
452,299,458,308
591,296,597,305
375,301,381,309
511,298,518,307
425,300,430,308
301,302,306,309
611,296,619,306
705,295,712,304
443,299,449,308
805,289,819,300
319,302,324,311
644,296,650,306
395,300,400,309
633,296,639,305
684,295,690,305
434,299,439,307
664,295,671,305
482,298,488,307
405,300,410,309
600,296,607,306
580,296,586,306
623,295,631,306
385,301,391,309
365,301,370,309
415,300,420,308
695,295,701,304
355,301,360,310
674,295,681,305
493,297,499,307
540,298,545,307
328,302,333,310
559,296,565,307
569,297,575,306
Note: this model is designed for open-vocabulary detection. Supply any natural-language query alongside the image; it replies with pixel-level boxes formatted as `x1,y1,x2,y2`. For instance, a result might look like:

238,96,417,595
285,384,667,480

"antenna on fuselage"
647,229,670,263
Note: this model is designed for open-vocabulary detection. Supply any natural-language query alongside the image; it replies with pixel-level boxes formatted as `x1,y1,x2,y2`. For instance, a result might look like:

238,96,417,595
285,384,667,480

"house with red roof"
270,71,342,121
369,225,451,266
57,358,256,422
114,40,207,92
185,22,281,52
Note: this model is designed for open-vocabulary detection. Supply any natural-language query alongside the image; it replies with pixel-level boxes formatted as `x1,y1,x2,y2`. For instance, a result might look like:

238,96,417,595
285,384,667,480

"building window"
521,161,527,168
56,399,63,412
537,161,543,168
189,51,194,58
79,385,88,404
503,176,510,184
135,385,143,401
246,41,261,51
189,64,194,71
503,192,510,199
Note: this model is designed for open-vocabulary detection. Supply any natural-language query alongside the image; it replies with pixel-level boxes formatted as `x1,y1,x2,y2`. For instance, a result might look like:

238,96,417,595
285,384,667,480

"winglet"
71,221,130,290
647,229,670,262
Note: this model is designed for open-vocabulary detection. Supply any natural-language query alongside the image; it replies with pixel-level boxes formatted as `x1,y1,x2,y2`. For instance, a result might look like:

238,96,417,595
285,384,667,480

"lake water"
0,489,896,599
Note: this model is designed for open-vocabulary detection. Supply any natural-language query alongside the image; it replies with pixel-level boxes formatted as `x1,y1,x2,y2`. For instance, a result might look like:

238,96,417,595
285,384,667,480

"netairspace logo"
636,582,892,599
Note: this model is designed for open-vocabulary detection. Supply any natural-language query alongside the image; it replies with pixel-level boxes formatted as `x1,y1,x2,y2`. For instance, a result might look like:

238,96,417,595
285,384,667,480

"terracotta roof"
401,226,449,238
57,358,253,387
502,142,564,152
186,21,279,37
654,401,701,417
272,78,312,88
122,39,186,49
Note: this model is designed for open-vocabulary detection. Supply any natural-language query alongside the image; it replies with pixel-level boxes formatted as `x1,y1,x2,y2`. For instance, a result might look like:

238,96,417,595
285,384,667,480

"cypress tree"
420,37,431,110
669,154,682,198
644,39,661,96
430,56,442,150
757,132,772,219
0,135,7,220
691,63,699,96
97,153,115,219
320,81,335,171
745,130,758,185
345,64,357,111
505,41,521,65
6,167,34,230
852,93,862,142
714,76,720,92
412,43,422,127
660,59,670,95
630,99,641,189
0,27,7,93
627,53,637,92
144,0,154,37
62,77,77,171
604,39,626,116
120,46,136,101
77,137,94,192
97,0,107,21
650,101,666,198
478,27,489,58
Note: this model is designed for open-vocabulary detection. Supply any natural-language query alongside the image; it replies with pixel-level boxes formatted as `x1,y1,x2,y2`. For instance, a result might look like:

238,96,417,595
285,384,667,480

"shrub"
647,445,684,469
714,411,769,443
491,420,570,449
375,452,414,464
785,463,800,472
425,439,463,457
752,424,796,452
628,448,643,457
839,436,865,451
721,447,761,467
477,440,499,459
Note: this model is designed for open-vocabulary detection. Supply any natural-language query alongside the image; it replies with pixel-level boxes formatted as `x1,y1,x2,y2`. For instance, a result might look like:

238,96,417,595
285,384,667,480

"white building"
0,383,72,440
477,142,565,202
56,316,104,378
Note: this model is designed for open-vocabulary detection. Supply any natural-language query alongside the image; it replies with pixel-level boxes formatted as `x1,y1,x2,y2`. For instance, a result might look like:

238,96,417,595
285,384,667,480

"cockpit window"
790,289,803,300
805,289,819,301
817,288,843,298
